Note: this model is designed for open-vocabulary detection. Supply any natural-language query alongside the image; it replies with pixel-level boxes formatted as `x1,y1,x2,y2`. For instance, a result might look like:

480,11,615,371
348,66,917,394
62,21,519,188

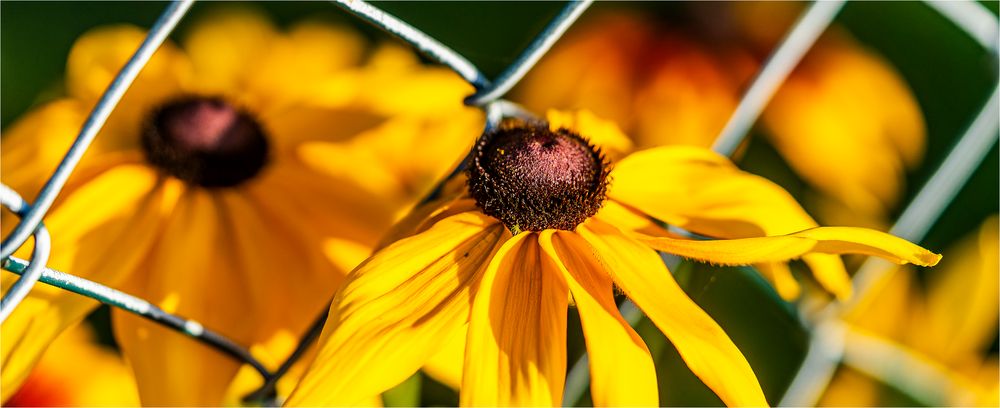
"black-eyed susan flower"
0,9,479,405
284,110,940,407
820,216,998,407
515,7,925,232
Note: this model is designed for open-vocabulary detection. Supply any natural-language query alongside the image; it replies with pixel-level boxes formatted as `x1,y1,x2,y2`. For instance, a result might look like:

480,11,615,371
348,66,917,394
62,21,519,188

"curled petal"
580,220,768,407
637,226,941,267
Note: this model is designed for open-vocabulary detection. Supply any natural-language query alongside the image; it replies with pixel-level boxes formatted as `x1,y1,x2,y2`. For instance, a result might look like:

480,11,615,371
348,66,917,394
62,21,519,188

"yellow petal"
609,146,855,298
1,164,167,400
376,197,479,250
637,226,941,267
461,232,568,407
763,34,925,219
546,109,633,158
285,212,505,406
65,25,190,134
539,230,658,407
113,188,253,406
423,324,468,391
579,219,768,407
358,44,476,117
182,7,277,99
217,190,344,357
755,262,802,300
611,146,816,238
241,21,367,112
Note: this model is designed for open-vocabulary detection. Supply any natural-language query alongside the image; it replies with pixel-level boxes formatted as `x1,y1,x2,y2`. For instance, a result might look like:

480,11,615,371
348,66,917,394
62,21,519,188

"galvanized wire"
711,0,846,156
779,84,1000,407
1,255,274,381
778,2,1000,402
331,0,490,90
925,0,1000,53
0,186,51,323
0,0,194,261
464,0,593,106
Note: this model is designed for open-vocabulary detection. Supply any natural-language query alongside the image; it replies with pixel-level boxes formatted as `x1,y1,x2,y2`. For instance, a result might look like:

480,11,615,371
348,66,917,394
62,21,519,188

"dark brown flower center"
141,96,269,188
467,120,609,233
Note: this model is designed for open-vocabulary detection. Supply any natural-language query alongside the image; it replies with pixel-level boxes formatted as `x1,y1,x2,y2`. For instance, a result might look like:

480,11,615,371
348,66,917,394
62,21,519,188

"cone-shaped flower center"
141,97,269,188
468,121,609,233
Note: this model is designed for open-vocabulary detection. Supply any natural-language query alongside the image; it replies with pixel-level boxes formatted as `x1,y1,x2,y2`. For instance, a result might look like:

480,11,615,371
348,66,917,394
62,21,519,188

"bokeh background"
2,1,997,406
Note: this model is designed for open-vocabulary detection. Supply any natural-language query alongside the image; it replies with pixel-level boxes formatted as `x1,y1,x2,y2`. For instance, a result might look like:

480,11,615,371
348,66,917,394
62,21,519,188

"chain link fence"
1,0,997,405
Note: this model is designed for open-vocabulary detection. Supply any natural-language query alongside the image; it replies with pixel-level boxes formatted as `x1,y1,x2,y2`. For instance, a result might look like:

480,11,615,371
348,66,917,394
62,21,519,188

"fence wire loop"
0,185,51,324
1,0,997,406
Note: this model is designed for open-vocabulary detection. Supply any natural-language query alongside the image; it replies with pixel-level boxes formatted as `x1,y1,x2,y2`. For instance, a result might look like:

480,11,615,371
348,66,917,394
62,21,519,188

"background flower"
513,4,926,231
1,6,479,406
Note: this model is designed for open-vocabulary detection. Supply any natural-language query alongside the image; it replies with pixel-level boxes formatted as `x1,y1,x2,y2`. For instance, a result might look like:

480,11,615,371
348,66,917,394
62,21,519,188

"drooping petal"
1,165,168,400
637,226,941,267
579,219,768,407
112,188,254,406
539,230,658,407
610,146,816,238
608,146,856,298
461,233,569,407
285,212,506,406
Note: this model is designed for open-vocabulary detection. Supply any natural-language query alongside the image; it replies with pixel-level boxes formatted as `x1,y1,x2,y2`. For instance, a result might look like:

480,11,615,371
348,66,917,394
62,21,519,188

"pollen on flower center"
467,120,610,233
141,96,269,188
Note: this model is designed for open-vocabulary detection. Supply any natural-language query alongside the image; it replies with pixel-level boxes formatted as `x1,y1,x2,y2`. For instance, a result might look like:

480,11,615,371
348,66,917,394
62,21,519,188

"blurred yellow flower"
0,8,479,405
515,6,925,231
284,110,938,407
820,216,998,407
4,323,139,407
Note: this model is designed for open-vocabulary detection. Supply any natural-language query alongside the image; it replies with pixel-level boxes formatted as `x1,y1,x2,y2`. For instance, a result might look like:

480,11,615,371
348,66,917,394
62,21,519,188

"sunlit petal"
285,212,505,406
580,219,768,407
637,226,941,267
540,230,658,407
461,232,568,407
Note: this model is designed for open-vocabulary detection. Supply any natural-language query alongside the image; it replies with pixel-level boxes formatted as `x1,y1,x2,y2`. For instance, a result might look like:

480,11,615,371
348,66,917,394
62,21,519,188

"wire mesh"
0,0,997,405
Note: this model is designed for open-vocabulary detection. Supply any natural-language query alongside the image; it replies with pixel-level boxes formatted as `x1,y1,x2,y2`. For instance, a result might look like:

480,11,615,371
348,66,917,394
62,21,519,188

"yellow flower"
284,110,939,407
820,216,998,407
514,8,925,231
4,323,139,406
0,8,479,405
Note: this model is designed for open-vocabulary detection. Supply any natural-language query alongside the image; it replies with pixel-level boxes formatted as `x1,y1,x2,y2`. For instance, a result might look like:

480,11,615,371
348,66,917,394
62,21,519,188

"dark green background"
2,1,997,406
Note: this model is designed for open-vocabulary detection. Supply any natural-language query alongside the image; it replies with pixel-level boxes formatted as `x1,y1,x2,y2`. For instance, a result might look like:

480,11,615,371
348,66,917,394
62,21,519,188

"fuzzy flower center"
141,96,269,188
467,121,609,233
